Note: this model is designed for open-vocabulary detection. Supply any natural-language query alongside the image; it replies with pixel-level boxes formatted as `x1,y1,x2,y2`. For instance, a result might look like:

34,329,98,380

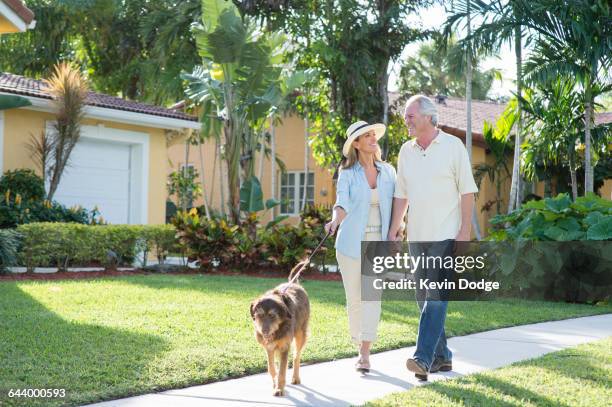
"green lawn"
365,337,612,407
0,274,610,406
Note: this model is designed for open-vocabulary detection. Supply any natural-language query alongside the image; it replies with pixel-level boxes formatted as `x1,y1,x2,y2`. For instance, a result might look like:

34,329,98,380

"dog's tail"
288,259,309,283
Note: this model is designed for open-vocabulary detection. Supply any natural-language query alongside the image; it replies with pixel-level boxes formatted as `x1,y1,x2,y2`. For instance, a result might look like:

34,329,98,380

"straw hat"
342,120,386,157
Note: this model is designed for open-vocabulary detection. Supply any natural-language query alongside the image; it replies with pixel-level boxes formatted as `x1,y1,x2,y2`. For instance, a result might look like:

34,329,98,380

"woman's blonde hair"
341,136,383,169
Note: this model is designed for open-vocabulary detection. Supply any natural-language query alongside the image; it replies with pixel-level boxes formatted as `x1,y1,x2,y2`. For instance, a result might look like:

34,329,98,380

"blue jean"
410,240,454,369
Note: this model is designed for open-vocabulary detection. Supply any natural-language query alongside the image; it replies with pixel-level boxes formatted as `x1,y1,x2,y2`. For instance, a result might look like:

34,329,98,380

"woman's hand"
325,219,340,235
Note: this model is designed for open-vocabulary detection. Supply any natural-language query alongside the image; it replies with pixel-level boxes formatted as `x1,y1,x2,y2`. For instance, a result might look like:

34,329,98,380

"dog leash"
286,229,333,287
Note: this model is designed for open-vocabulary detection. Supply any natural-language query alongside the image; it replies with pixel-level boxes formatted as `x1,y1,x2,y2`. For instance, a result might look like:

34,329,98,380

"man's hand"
455,228,471,242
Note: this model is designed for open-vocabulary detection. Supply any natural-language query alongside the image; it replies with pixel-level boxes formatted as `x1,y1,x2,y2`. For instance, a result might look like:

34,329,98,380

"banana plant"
473,99,516,215
182,0,287,224
239,175,287,229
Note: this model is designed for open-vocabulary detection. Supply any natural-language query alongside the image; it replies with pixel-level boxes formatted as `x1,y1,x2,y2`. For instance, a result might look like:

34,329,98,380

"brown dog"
250,261,310,396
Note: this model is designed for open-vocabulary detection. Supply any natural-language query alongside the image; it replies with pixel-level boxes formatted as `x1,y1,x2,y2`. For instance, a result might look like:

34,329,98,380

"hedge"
15,223,177,270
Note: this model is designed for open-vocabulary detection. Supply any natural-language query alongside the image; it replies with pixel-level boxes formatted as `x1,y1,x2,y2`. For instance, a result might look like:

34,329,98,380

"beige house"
0,0,35,34
168,95,611,236
0,73,200,224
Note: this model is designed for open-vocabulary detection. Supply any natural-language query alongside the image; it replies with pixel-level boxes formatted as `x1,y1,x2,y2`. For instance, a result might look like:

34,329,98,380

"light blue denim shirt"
334,161,396,259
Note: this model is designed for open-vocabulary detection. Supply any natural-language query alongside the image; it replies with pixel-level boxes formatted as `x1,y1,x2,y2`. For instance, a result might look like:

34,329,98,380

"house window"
280,171,315,215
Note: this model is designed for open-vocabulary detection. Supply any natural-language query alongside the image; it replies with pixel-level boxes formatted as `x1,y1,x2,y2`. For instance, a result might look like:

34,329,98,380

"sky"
388,3,518,99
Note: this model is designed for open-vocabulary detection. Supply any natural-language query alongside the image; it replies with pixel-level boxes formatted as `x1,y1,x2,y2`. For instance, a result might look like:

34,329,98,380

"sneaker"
406,358,428,381
430,358,452,373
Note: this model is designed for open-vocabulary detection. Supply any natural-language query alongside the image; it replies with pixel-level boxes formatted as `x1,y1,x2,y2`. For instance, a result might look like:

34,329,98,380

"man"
387,94,478,380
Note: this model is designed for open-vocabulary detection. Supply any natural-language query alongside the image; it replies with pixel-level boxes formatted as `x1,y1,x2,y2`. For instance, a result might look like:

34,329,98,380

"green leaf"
265,198,280,210
545,194,572,213
543,226,565,241
586,217,612,241
239,176,264,213
0,95,32,110
206,11,247,64
584,211,604,227
265,215,289,229
201,0,236,32
523,199,546,211
556,217,581,232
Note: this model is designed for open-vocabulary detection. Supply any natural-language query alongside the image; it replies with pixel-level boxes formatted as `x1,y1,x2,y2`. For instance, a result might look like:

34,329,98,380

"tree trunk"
568,147,578,200
301,103,310,212
270,118,277,222
182,132,190,211
570,167,578,200
508,25,523,213
465,1,482,240
198,138,211,218
258,129,265,181
584,81,594,194
380,60,390,159
210,135,218,214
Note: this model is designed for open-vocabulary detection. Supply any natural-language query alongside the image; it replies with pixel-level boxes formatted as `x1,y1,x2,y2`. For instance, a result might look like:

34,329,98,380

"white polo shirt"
394,130,478,241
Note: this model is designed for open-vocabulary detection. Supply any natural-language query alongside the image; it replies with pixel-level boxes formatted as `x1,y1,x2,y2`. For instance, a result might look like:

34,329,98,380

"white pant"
336,231,382,344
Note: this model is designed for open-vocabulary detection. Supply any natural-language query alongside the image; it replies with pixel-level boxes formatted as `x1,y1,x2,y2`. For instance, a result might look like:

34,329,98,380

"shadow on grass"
425,374,574,407
0,283,169,407
538,351,610,387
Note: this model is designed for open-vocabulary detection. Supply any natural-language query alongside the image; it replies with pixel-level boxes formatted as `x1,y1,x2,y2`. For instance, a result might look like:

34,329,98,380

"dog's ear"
281,294,293,320
249,301,256,319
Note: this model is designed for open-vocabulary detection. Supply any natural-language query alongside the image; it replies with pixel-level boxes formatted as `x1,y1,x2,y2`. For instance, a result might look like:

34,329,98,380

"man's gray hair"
404,95,439,126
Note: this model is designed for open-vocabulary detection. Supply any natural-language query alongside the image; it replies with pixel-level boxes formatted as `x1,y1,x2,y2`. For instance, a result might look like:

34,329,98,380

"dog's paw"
291,376,301,385
273,388,285,397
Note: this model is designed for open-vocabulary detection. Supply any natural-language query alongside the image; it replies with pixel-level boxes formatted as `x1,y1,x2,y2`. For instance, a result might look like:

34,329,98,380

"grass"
365,337,612,407
0,273,610,406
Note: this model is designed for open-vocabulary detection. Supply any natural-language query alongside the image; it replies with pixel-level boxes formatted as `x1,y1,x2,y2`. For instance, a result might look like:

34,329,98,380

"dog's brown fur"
250,261,310,396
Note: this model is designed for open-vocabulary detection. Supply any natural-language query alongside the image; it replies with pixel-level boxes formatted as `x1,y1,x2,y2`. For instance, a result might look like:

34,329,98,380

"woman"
324,120,396,373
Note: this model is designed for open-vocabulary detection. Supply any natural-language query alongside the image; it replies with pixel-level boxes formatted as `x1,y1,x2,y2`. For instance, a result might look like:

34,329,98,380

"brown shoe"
430,358,452,373
406,358,428,381
355,358,370,374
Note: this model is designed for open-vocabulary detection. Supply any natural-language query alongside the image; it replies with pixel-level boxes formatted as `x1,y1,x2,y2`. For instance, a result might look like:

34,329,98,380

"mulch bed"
0,266,342,282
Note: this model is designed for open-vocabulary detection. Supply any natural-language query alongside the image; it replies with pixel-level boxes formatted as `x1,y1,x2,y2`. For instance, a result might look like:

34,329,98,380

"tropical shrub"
0,169,100,227
173,204,337,270
488,193,611,241
173,209,241,267
0,196,98,228
0,229,21,273
0,169,45,201
487,193,611,303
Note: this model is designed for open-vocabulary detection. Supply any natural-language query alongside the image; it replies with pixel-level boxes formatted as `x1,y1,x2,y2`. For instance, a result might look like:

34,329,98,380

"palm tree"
445,0,534,212
520,77,610,200
44,62,88,201
520,0,612,194
182,0,287,223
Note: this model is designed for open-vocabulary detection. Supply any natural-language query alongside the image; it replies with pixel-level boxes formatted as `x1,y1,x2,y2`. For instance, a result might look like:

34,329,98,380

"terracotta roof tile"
2,0,34,25
389,92,611,148
0,72,198,122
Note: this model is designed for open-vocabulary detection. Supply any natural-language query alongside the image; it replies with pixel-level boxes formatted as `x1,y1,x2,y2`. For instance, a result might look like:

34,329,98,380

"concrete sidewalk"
86,314,612,407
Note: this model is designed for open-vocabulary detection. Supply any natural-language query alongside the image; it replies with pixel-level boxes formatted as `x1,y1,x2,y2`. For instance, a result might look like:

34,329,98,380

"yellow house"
168,95,612,236
0,0,35,33
0,72,200,224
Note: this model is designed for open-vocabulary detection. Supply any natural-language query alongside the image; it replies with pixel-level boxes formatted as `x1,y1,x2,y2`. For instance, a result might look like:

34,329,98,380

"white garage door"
53,138,131,224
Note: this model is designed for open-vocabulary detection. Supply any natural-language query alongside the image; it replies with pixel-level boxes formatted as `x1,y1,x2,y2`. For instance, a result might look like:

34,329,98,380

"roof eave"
0,0,34,32
0,92,200,130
